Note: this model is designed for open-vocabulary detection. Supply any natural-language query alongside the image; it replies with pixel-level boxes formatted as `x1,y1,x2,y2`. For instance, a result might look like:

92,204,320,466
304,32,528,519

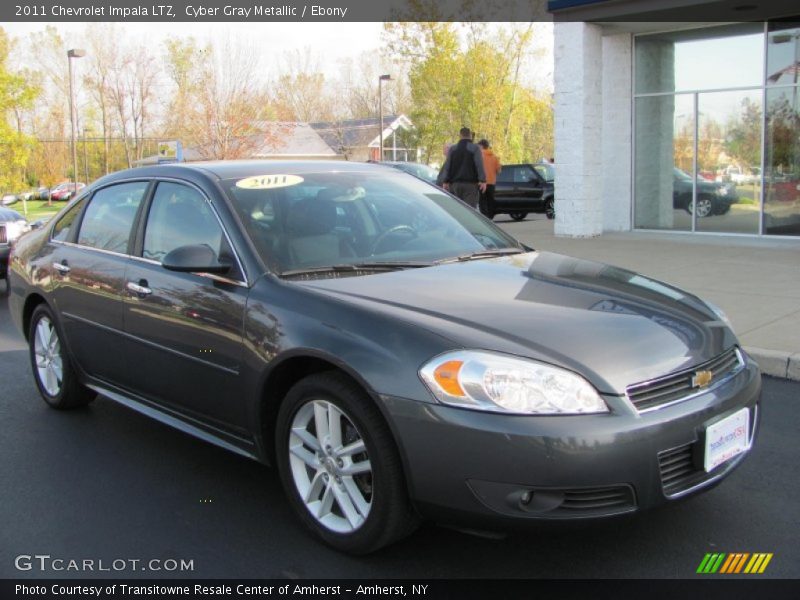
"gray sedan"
7,161,760,554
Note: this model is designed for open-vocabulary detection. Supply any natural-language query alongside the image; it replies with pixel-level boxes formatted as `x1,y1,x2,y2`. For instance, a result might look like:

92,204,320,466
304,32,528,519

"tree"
383,22,552,164
0,28,39,192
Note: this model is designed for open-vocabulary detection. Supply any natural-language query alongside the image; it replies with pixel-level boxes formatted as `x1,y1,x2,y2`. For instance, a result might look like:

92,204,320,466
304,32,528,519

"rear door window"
51,198,87,243
76,182,148,253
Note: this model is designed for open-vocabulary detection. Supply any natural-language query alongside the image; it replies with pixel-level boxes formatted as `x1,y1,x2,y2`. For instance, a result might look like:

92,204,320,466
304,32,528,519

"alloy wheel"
34,317,63,396
288,399,373,533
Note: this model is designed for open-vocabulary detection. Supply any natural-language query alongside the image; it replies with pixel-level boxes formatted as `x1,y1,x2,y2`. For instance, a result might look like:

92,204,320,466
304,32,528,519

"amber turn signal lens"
433,360,466,397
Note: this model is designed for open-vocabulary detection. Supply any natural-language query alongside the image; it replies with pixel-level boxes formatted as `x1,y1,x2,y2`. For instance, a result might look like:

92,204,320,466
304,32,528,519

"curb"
744,346,800,381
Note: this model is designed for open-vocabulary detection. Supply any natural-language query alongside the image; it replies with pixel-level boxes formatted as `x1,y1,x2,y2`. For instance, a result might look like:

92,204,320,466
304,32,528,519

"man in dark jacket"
441,127,486,209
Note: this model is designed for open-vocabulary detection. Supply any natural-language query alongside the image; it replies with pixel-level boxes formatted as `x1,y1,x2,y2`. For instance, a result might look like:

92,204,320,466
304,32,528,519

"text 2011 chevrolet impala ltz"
7,161,760,553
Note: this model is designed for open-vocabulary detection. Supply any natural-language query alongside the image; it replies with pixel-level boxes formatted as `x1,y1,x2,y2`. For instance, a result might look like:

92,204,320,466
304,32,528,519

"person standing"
477,139,501,217
441,127,486,209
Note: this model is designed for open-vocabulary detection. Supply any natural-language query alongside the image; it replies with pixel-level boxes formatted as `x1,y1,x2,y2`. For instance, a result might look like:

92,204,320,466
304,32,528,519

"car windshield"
393,163,438,183
534,163,555,182
222,170,522,276
674,168,693,181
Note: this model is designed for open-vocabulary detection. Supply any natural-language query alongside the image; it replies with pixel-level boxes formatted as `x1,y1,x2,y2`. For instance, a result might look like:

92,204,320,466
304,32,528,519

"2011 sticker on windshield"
236,174,304,190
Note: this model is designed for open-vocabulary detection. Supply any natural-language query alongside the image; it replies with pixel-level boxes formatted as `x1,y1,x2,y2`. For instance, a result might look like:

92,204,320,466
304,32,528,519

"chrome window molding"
49,176,250,288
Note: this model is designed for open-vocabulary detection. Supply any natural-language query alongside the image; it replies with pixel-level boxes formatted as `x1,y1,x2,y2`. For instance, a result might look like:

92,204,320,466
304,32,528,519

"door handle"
52,262,70,275
127,280,152,296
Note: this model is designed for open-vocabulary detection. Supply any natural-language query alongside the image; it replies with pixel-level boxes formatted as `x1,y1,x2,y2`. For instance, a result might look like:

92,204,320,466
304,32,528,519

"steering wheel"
370,225,418,255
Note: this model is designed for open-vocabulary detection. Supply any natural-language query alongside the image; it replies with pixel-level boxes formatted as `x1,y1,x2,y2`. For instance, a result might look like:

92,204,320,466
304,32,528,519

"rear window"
76,182,148,253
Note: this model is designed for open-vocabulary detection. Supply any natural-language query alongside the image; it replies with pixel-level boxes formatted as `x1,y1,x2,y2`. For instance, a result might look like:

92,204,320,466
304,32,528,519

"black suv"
487,163,555,221
673,168,738,217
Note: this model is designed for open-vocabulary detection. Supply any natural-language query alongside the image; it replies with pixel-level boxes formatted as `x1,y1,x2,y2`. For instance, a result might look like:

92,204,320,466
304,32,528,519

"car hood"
300,252,737,395
0,206,24,222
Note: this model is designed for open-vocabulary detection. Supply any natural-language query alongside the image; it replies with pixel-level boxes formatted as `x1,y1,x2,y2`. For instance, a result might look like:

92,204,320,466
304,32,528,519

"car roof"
97,160,389,185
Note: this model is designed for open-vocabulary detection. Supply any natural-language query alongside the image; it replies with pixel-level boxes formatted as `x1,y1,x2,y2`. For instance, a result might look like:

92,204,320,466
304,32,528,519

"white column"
601,33,633,231
554,22,603,237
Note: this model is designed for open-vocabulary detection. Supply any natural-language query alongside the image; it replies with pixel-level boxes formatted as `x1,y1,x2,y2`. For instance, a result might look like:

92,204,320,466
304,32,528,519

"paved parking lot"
1,268,798,579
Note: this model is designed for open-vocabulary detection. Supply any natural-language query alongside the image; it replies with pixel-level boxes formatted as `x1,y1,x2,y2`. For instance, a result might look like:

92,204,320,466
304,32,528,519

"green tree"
0,27,39,192
384,22,552,165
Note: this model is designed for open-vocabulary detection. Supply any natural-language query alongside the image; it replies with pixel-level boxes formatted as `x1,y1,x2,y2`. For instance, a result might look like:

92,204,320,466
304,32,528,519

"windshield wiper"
436,247,526,264
279,261,433,278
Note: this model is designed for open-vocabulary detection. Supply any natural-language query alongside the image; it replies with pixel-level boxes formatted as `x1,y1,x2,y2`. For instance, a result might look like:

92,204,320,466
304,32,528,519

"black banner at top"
4,0,553,22
4,0,798,23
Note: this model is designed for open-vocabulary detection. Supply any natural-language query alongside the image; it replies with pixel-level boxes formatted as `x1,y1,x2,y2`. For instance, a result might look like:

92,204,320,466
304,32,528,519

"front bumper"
385,356,760,528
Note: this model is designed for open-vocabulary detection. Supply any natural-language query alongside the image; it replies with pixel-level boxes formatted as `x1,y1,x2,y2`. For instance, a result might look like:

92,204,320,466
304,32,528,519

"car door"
122,180,250,432
509,165,545,210
47,181,149,386
493,166,517,209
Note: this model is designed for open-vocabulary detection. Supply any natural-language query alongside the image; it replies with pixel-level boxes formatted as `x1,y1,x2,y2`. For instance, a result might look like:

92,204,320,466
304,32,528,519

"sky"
2,21,555,91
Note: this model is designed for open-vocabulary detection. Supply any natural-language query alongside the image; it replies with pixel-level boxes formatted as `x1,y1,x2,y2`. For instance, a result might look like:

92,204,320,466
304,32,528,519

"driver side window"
143,182,240,279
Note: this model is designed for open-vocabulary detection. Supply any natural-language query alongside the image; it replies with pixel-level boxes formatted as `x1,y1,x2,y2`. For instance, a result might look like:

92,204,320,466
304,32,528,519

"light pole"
378,74,391,162
67,48,86,187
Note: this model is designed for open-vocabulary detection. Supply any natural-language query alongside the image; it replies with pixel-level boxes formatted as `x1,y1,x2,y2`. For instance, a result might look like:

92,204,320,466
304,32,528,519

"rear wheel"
28,304,95,409
275,372,418,554
509,212,528,221
545,198,555,220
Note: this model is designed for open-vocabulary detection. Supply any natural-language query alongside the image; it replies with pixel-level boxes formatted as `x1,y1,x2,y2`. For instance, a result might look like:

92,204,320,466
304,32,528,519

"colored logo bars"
697,553,773,574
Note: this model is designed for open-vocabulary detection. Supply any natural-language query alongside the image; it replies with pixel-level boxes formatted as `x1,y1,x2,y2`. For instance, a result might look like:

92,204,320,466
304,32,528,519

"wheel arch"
21,293,48,341
255,350,414,497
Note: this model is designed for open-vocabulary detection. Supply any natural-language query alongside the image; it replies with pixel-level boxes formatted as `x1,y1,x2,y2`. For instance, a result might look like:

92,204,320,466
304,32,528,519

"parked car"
381,161,439,186
673,168,737,217
490,162,555,221
2,193,20,206
8,161,760,554
0,206,30,279
50,182,86,202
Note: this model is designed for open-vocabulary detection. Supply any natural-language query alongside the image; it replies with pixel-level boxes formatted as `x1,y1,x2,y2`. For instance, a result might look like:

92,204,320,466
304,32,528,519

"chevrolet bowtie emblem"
692,369,713,388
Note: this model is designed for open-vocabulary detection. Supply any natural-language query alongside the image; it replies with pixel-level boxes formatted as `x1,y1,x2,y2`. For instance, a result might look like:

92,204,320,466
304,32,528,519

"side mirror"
161,244,231,274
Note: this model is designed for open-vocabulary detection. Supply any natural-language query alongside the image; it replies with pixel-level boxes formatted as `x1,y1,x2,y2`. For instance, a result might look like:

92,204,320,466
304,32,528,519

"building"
549,1,800,238
310,115,416,162
137,116,417,165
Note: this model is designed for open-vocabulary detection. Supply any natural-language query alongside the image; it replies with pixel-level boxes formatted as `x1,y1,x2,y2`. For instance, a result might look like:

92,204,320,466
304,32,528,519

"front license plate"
704,407,751,472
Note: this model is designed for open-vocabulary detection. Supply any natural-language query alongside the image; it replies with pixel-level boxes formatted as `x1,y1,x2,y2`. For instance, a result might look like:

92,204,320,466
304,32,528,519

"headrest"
286,194,338,236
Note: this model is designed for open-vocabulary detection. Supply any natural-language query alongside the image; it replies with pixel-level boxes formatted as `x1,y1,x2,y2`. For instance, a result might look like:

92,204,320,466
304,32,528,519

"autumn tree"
383,22,552,164
0,28,39,192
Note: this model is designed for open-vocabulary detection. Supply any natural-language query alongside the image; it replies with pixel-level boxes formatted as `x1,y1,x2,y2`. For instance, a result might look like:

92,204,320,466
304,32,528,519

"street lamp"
378,74,392,162
67,48,86,187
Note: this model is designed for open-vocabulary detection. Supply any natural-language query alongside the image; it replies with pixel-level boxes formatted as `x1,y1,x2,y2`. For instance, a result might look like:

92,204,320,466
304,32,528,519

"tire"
509,212,528,221
28,304,95,409
275,372,418,554
545,198,555,220
690,196,713,218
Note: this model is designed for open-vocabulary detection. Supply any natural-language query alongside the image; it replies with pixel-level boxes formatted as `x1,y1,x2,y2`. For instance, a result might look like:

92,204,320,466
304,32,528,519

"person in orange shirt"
477,139,501,217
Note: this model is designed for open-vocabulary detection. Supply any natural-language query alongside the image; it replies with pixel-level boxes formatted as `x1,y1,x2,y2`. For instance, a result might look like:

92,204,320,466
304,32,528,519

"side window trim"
136,178,249,286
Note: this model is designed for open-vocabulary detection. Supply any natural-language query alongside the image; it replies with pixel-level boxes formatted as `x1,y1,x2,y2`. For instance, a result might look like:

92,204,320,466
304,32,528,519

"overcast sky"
2,21,554,90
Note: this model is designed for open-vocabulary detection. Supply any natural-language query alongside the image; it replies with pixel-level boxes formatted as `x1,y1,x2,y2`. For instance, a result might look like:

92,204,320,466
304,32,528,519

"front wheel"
509,212,528,221
690,196,714,218
28,304,95,409
275,372,418,554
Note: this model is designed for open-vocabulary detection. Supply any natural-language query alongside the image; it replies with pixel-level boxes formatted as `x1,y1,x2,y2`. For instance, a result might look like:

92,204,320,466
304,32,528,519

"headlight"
4,219,30,243
717,186,728,196
419,350,608,415
705,300,734,331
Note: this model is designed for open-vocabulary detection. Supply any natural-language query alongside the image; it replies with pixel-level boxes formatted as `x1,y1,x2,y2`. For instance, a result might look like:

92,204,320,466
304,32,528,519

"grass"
8,199,64,223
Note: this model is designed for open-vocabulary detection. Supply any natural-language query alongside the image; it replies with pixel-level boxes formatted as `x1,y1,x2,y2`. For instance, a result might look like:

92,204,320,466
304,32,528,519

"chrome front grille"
0,224,7,244
626,348,743,412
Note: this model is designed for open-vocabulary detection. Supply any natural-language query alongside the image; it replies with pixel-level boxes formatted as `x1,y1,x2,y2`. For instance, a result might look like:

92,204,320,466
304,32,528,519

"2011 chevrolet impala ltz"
7,161,760,554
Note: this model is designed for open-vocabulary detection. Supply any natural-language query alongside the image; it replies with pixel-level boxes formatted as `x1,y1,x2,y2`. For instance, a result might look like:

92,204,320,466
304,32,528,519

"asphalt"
493,215,800,381
0,291,798,579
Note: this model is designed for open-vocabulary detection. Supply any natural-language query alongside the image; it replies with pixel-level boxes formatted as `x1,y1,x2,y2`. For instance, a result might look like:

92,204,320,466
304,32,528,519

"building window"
634,22,800,236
